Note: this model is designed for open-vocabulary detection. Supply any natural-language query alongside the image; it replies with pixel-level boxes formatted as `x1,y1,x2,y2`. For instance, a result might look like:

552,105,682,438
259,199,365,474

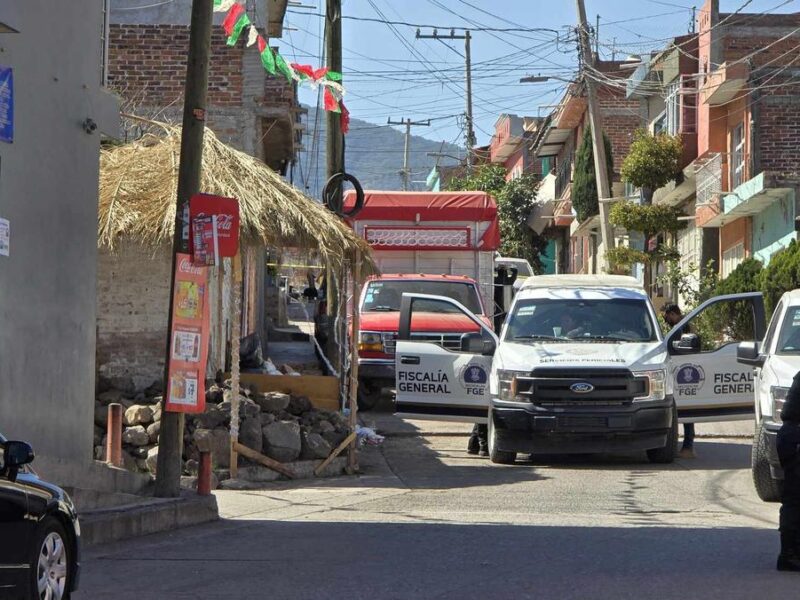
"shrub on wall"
759,240,800,315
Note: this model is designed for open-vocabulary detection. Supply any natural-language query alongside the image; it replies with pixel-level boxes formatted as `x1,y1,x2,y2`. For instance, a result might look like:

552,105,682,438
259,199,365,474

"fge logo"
462,364,488,395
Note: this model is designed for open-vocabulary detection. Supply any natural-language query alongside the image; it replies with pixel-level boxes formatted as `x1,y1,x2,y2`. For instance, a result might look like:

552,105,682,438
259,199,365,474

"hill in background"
292,105,464,199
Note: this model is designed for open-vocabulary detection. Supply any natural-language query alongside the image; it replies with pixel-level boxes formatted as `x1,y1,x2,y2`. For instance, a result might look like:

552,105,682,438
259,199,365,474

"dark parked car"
0,432,80,599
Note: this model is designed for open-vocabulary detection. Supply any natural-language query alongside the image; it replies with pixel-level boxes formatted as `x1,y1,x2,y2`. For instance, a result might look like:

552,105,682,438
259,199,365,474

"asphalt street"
80,417,798,599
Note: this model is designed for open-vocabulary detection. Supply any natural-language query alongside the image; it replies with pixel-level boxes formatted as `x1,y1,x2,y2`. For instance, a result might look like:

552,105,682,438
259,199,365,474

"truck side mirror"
737,341,765,367
672,333,701,353
460,332,496,356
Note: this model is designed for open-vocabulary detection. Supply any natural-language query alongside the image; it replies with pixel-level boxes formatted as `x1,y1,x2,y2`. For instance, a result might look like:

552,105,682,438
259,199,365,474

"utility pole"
388,117,430,190
576,0,614,273
416,29,474,166
154,0,213,497
324,0,343,376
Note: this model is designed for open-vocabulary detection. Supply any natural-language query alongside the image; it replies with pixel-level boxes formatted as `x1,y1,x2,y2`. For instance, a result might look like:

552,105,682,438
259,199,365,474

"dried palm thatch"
98,121,375,276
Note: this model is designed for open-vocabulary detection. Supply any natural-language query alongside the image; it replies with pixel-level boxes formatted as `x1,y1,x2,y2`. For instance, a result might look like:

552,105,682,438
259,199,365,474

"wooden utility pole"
387,117,430,190
324,0,343,376
576,0,614,272
416,29,474,166
154,0,213,497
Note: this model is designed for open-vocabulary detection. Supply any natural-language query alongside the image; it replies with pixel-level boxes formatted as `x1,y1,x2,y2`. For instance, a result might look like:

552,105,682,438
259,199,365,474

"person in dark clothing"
467,424,488,457
662,303,696,458
777,370,800,571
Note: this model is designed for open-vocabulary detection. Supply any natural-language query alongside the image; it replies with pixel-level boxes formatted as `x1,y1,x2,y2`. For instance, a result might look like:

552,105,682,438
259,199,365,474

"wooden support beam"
314,431,356,476
233,441,295,479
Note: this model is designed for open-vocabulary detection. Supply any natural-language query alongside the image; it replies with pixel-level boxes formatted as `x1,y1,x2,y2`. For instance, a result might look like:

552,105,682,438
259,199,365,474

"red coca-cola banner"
190,193,240,261
165,254,210,414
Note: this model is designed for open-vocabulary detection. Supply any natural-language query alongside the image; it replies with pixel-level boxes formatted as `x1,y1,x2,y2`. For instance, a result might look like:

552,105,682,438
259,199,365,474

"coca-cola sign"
179,257,203,276
189,193,240,258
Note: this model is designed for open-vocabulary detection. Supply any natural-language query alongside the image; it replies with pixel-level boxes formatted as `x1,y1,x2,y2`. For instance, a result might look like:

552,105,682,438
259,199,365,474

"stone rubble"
93,373,353,490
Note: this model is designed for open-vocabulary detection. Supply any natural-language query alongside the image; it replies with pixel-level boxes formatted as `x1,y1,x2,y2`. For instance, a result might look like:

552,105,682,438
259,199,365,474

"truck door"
394,293,498,423
666,292,766,422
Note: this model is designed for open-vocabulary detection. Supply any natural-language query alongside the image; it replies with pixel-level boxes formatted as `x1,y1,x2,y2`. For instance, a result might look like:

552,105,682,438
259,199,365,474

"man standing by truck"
777,371,800,571
663,304,696,459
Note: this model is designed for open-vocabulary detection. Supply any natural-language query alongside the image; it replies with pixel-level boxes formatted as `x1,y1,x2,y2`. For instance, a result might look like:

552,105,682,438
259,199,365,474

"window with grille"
665,82,680,135
722,241,745,277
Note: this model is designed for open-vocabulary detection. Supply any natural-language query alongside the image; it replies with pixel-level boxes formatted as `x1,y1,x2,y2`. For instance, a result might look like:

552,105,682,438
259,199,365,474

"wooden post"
106,403,123,468
229,252,242,479
154,0,213,498
347,252,362,473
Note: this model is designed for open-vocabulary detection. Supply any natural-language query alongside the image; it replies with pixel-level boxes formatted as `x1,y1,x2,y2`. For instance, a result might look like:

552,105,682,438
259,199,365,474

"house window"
731,123,745,189
653,112,667,135
665,82,680,135
722,241,745,277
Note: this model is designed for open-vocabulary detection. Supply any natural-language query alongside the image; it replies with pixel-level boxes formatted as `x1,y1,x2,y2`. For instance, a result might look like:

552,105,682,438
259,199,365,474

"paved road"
80,417,797,599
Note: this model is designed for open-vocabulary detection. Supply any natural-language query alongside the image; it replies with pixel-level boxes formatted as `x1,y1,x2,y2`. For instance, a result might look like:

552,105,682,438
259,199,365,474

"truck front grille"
516,368,646,405
382,332,462,355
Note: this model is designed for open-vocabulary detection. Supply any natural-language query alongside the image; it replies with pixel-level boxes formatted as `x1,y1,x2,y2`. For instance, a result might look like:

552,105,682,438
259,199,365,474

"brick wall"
96,241,172,389
757,89,800,180
597,87,643,174
108,25,245,107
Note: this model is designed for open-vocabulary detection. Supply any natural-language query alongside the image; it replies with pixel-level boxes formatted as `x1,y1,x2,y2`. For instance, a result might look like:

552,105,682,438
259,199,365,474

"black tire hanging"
322,172,364,218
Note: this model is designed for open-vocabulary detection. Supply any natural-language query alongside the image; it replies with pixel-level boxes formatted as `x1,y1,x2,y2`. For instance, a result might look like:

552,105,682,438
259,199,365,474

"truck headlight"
633,369,666,402
771,386,790,424
358,332,383,353
496,369,529,402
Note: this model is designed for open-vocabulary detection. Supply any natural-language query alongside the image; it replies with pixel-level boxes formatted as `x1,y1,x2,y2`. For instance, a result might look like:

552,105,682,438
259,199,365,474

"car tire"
357,380,382,412
752,420,783,503
488,411,515,465
647,403,678,464
28,516,72,600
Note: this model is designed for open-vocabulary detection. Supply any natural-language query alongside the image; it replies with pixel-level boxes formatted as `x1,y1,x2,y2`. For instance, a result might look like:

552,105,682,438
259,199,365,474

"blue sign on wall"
0,66,13,143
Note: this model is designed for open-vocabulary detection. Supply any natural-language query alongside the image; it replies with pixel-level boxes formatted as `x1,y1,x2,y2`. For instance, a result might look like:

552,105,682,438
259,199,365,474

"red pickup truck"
356,273,492,410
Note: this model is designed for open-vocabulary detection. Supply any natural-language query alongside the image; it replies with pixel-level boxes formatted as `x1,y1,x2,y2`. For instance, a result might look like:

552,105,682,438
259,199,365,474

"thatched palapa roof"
98,122,375,275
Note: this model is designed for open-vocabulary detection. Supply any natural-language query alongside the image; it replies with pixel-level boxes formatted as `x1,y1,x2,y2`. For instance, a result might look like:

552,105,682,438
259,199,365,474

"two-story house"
694,0,800,277
530,60,644,274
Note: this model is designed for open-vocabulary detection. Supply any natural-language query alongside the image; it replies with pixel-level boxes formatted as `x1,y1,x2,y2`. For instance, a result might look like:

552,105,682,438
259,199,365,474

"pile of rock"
93,377,352,488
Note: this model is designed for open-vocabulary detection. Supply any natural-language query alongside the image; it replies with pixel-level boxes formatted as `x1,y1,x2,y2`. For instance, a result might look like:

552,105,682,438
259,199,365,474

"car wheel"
647,403,678,464
357,380,382,412
752,420,783,502
29,517,71,600
488,410,515,465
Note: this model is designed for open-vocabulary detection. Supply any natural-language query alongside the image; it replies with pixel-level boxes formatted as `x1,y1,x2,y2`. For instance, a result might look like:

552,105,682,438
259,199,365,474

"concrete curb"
80,492,219,546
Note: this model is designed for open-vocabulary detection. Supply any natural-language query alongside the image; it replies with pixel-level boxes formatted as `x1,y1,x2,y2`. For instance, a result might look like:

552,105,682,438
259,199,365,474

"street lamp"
519,74,577,84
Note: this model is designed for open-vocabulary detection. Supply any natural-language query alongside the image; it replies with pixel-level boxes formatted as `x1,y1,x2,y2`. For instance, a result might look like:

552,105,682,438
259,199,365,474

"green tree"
759,240,800,315
620,130,683,204
572,126,614,223
607,200,685,274
446,164,547,273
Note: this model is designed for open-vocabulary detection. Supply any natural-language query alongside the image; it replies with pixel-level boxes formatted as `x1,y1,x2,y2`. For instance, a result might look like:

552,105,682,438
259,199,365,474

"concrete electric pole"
415,29,474,167
387,117,430,190
155,0,213,497
575,0,615,272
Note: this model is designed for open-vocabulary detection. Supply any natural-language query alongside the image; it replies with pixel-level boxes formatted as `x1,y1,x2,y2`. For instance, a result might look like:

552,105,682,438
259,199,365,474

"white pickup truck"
395,275,765,464
738,289,800,501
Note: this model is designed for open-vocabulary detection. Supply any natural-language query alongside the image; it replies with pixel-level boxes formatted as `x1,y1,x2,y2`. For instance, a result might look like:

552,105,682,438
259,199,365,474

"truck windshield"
505,297,658,342
777,306,800,354
361,280,483,315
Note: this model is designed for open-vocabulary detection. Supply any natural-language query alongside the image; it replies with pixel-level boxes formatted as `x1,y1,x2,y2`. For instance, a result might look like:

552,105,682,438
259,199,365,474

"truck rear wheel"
647,403,678,464
752,420,782,503
488,412,515,465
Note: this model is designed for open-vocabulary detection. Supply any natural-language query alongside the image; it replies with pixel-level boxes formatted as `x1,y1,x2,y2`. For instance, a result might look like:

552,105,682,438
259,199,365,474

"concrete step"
80,492,219,546
63,486,154,511
268,325,311,342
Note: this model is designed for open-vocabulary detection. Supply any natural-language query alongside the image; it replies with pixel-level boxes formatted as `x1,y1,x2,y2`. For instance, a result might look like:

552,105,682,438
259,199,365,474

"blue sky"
280,0,797,157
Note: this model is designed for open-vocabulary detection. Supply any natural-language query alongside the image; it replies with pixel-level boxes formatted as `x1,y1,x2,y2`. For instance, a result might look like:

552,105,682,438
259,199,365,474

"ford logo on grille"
570,382,594,394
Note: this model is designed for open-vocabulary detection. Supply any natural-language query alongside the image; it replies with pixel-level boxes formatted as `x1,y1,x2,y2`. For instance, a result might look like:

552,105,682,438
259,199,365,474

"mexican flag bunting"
246,25,259,47
274,51,295,82
325,71,342,82
222,3,250,46
323,87,341,113
256,36,276,75
290,64,316,81
340,101,350,134
213,0,238,12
